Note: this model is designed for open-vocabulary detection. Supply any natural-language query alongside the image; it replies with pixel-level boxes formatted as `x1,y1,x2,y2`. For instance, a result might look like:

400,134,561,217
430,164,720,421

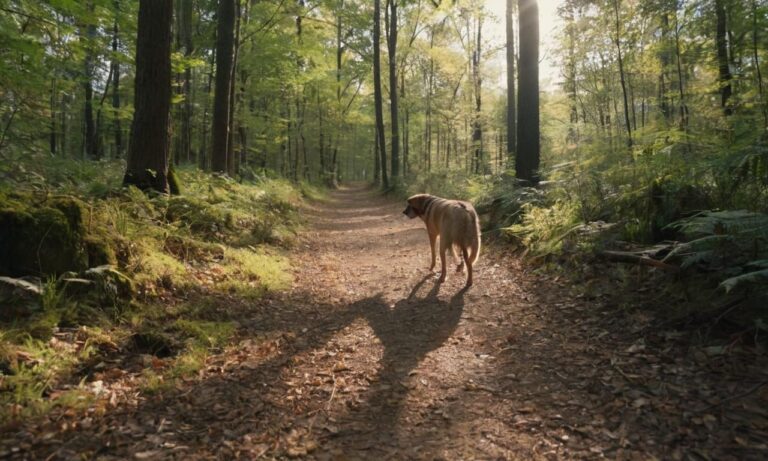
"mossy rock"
84,234,118,267
0,276,43,320
83,265,135,303
0,196,89,277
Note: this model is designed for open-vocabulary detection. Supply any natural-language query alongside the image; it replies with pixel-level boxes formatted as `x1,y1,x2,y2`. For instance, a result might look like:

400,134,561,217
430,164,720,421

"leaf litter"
2,186,768,460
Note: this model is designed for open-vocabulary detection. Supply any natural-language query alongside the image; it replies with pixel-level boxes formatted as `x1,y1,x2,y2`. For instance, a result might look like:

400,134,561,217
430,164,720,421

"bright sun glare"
483,0,564,90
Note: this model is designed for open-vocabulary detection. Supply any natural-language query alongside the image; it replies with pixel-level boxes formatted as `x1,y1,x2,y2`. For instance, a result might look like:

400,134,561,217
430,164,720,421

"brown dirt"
4,185,768,460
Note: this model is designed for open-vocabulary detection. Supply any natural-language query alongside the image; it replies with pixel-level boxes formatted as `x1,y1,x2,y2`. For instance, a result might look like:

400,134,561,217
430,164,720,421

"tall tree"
516,0,539,184
82,0,99,160
211,0,236,173
613,0,633,147
123,0,173,192
386,0,400,180
715,0,733,116
111,0,123,158
471,8,484,174
176,0,194,164
374,0,389,188
506,0,517,165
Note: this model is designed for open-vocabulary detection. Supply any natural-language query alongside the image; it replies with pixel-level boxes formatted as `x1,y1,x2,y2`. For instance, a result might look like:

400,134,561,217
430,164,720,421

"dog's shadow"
346,275,467,442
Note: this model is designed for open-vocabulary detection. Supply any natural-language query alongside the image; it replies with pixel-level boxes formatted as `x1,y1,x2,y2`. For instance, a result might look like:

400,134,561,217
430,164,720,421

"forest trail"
9,185,768,460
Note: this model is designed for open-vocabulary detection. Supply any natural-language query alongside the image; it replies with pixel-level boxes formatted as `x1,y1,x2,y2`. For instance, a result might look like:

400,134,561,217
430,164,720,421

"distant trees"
4,0,766,194
122,0,173,193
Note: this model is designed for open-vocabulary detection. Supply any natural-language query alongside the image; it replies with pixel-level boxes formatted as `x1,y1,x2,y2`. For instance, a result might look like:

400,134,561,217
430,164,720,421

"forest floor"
5,184,768,460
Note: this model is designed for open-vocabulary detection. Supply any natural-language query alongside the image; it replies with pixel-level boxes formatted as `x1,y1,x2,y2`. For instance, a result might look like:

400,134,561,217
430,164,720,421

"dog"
403,194,481,287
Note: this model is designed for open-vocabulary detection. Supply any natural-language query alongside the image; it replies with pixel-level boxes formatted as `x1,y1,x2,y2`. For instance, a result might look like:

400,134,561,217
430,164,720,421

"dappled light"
3,0,768,458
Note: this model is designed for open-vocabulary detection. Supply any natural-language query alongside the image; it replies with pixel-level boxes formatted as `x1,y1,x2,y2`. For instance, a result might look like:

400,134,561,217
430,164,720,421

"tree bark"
177,0,194,164
123,0,173,193
386,0,400,180
471,10,484,174
715,0,733,116
506,0,517,164
374,0,388,188
515,0,539,184
226,0,242,176
83,0,99,160
112,0,122,158
613,0,633,148
211,0,236,173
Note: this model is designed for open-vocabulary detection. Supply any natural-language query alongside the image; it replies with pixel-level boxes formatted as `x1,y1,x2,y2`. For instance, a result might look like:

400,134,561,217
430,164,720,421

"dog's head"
403,194,431,219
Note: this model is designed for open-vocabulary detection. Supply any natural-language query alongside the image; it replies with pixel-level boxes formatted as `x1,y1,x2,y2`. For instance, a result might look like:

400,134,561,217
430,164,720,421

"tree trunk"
659,12,671,123
123,0,173,193
211,0,236,173
83,0,99,160
226,0,242,176
515,0,539,184
112,0,122,158
374,0,388,188
507,0,517,164
752,0,766,127
613,0,633,148
50,78,57,155
177,0,193,164
472,11,484,174
200,50,215,170
386,0,400,180
715,0,733,116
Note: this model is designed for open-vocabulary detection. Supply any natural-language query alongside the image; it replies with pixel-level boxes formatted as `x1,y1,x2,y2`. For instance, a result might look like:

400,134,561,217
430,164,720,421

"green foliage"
665,210,768,294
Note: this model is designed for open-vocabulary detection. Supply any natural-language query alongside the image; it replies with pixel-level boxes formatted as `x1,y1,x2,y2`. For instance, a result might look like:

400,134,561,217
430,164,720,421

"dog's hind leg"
462,247,473,287
438,238,448,283
428,232,438,272
453,245,465,273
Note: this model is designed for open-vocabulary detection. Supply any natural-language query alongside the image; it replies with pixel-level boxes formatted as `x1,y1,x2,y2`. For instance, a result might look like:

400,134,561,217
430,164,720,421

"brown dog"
403,194,481,287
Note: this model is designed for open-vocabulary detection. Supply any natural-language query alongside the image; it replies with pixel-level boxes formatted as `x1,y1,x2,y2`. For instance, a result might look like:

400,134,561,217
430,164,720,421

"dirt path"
7,185,768,460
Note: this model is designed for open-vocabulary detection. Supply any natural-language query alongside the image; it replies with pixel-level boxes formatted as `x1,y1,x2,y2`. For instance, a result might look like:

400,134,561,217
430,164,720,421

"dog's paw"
437,274,446,283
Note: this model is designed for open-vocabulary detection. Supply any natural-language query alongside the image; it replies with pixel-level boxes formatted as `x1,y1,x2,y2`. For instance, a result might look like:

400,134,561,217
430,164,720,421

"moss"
0,196,88,277
84,234,117,267
167,169,182,196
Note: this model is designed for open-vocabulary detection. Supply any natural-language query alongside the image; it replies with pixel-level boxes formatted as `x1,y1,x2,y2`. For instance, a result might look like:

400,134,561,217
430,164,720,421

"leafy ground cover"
0,157,313,422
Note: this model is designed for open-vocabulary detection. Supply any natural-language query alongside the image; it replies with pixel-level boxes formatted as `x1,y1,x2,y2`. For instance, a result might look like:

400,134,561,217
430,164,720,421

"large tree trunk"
386,0,400,180
515,0,539,184
506,0,517,164
374,0,388,188
211,0,236,173
715,0,733,116
123,0,173,193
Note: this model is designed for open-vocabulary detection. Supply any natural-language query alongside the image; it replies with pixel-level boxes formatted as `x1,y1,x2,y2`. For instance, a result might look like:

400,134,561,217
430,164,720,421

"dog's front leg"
428,232,438,272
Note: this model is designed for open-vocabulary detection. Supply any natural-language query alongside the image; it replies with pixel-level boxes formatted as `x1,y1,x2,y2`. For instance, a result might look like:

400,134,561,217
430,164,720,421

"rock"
83,265,134,303
0,276,43,320
0,195,89,276
57,277,94,298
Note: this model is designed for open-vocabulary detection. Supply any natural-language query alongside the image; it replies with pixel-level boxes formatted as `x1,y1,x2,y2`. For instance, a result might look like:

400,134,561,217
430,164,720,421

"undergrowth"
0,157,307,421
403,129,768,336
